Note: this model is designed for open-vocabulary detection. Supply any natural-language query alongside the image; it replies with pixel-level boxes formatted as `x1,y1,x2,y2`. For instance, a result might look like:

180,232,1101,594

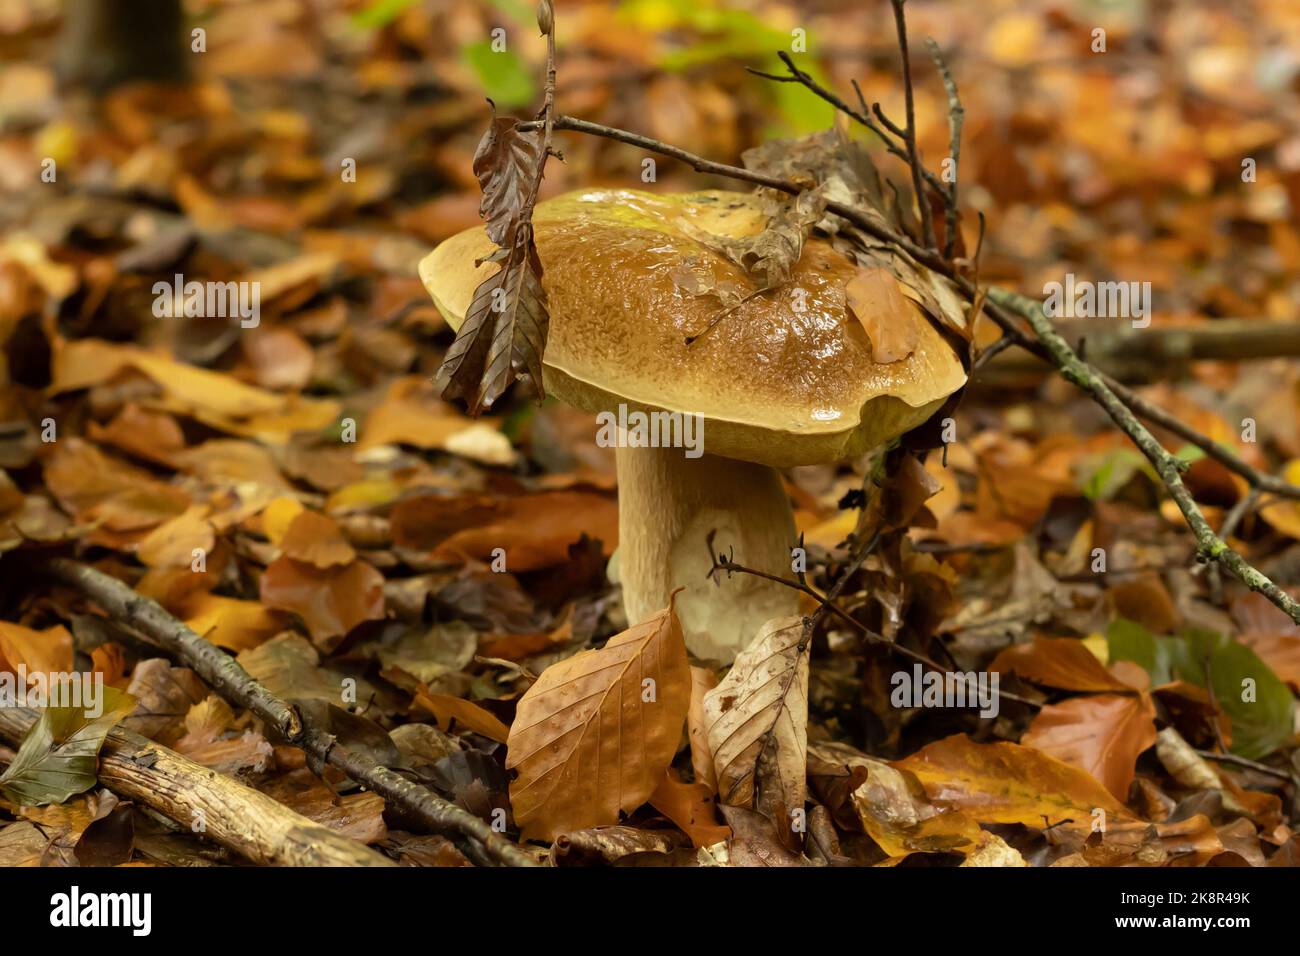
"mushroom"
419,189,966,662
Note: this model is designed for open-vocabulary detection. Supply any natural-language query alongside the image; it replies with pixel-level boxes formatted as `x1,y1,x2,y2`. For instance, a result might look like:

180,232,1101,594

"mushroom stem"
614,445,799,662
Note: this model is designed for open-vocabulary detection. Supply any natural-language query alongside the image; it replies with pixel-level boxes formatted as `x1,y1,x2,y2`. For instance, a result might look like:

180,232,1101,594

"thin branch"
888,0,936,250
705,532,1041,709
747,51,948,199
43,559,538,867
926,37,964,258
524,113,1300,624
1195,749,1294,782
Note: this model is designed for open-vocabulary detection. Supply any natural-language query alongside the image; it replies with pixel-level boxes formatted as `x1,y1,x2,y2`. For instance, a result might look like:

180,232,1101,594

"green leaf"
350,0,420,29
1106,618,1174,684
0,687,135,807
462,41,535,110
1107,619,1294,760
1079,448,1152,501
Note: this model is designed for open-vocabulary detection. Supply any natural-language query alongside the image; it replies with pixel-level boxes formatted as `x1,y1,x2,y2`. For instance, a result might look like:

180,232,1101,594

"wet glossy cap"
420,188,966,467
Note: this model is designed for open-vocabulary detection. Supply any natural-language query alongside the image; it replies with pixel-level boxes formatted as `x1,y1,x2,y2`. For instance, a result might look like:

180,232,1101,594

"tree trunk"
57,0,189,90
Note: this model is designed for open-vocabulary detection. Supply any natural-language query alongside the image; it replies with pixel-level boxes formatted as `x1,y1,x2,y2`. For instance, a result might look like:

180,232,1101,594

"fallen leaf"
413,692,509,744
260,556,386,648
702,616,809,816
1022,693,1158,800
844,266,922,363
648,768,731,848
505,598,690,841
894,734,1136,829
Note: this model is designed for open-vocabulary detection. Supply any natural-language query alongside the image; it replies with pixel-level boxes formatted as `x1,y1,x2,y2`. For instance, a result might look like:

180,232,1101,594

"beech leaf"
702,616,809,816
844,266,922,363
436,225,549,414
505,598,690,841
1021,693,1158,800
0,687,136,807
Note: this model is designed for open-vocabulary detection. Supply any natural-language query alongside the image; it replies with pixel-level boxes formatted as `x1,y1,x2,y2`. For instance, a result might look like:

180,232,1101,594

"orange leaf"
260,556,385,648
279,510,356,569
0,622,73,677
505,598,690,841
844,266,921,364
990,635,1141,692
1022,693,1158,800
648,768,731,848
894,734,1136,829
412,691,510,744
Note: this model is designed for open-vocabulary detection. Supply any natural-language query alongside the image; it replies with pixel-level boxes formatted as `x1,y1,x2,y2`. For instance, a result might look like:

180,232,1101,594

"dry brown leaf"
391,489,618,573
259,556,385,649
894,734,1136,829
687,665,719,793
844,266,921,363
702,616,809,816
412,691,510,744
135,505,214,569
1021,693,1158,801
505,598,690,842
648,768,731,848
990,635,1140,693
278,509,355,569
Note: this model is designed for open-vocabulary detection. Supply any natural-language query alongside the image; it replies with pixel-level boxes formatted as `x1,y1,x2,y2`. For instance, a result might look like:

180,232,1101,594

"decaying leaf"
893,734,1135,829
505,598,690,841
844,266,922,364
702,616,809,817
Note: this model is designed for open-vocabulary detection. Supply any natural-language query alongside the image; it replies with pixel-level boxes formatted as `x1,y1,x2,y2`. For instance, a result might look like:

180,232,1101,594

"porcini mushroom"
419,189,966,662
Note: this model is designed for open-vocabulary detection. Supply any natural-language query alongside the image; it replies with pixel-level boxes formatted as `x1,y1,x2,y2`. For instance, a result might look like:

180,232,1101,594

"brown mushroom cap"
420,188,966,467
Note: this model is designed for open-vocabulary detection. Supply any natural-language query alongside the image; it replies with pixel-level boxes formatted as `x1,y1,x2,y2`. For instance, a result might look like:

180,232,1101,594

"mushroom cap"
420,188,966,467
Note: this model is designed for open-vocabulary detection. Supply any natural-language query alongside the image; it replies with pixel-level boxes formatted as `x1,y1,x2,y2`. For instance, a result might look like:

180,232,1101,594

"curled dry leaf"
413,691,510,744
844,266,922,364
702,616,809,816
648,768,731,848
437,113,552,414
851,760,985,859
504,597,690,842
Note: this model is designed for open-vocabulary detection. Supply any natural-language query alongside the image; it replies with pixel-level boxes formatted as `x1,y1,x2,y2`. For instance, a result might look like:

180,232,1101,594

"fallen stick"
974,319,1300,385
0,707,391,867
43,558,538,868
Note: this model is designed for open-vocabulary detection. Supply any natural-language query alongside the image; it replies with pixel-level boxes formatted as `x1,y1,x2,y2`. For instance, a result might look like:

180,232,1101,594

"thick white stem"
614,445,799,662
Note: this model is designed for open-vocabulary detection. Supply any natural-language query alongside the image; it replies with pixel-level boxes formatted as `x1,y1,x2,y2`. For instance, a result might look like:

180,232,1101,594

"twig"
42,559,538,867
1208,488,1260,605
925,38,964,258
705,532,1041,709
523,110,1300,622
747,52,948,199
1194,749,1294,782
888,0,936,250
